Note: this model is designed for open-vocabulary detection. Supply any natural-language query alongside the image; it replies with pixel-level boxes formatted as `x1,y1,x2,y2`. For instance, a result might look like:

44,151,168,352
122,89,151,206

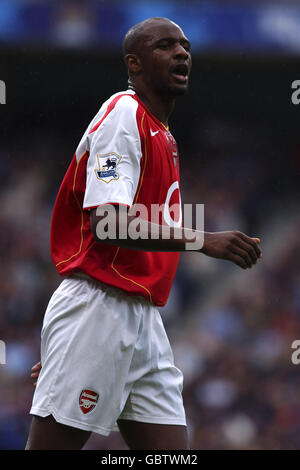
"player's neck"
131,85,175,128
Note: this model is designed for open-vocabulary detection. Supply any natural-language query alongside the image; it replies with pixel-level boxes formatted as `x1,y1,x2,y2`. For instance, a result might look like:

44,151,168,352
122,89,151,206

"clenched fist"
200,231,262,269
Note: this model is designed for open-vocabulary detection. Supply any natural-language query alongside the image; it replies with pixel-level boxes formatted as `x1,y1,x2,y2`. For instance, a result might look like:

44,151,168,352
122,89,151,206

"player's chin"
167,75,189,96
168,83,189,96
167,71,189,95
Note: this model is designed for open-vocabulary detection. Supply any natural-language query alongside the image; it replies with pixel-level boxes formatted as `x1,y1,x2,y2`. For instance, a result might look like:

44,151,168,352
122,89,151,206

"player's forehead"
142,20,188,46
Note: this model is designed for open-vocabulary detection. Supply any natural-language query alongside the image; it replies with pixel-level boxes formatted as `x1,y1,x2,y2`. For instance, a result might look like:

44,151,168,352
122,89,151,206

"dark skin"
124,19,192,126
27,18,261,450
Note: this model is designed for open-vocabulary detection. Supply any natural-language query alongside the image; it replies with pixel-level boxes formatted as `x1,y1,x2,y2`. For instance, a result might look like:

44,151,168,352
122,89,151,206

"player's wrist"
197,231,212,254
181,229,205,252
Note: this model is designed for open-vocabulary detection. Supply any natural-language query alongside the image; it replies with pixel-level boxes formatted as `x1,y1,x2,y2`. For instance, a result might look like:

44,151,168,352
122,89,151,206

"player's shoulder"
102,89,138,115
85,90,138,137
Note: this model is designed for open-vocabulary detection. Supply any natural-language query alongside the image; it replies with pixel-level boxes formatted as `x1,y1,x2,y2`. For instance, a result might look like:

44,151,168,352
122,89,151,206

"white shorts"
30,275,186,436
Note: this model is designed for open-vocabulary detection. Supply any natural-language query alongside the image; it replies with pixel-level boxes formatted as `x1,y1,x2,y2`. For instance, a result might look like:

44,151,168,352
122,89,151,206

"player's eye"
158,43,169,50
182,42,191,52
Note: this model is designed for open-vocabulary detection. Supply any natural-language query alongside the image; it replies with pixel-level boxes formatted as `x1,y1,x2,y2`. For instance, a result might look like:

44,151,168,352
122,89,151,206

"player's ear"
124,54,142,75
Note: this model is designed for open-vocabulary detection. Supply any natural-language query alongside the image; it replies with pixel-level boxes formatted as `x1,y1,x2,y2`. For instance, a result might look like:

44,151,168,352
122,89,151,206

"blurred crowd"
0,112,299,449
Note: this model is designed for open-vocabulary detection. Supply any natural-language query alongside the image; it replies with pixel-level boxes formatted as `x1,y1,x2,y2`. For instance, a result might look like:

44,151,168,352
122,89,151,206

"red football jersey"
50,90,182,306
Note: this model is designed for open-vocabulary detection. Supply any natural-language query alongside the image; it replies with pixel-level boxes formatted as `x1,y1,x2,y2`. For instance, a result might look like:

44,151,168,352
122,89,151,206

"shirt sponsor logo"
79,389,99,414
95,153,122,183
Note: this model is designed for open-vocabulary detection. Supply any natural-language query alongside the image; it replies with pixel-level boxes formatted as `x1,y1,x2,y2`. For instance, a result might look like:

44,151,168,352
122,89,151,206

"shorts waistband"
70,272,151,307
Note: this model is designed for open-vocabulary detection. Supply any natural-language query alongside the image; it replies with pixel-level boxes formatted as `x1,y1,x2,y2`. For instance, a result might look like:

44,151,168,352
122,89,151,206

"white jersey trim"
79,91,142,210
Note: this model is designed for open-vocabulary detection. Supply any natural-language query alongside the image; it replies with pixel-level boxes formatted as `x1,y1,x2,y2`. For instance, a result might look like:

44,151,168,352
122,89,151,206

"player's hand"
201,231,262,269
31,361,42,386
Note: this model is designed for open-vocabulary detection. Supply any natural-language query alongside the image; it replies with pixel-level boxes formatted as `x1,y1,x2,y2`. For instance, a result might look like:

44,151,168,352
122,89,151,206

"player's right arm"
90,205,261,270
199,230,261,269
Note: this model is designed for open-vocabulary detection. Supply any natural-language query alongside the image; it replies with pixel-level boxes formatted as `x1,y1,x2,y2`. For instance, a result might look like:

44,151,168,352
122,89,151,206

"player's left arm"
30,361,42,386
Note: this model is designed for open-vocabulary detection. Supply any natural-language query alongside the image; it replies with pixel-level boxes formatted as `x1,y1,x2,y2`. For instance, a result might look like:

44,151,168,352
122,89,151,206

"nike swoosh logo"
150,129,159,137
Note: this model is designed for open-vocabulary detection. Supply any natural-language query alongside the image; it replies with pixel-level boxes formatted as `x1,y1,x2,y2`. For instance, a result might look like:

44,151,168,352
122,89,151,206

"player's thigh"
26,415,91,450
117,419,189,450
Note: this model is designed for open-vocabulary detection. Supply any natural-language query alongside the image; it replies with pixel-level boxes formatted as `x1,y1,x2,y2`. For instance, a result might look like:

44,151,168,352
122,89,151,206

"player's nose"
173,43,190,61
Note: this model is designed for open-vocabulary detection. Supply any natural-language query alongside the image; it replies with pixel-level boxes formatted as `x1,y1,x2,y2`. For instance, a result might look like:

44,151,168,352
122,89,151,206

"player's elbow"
89,204,125,244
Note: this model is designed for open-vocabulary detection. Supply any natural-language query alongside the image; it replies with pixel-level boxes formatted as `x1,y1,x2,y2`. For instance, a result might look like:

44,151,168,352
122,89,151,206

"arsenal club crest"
79,389,99,414
94,152,122,183
164,130,179,167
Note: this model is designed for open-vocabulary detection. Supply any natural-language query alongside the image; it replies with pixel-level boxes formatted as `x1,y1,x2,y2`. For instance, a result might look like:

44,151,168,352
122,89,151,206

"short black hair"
122,17,174,57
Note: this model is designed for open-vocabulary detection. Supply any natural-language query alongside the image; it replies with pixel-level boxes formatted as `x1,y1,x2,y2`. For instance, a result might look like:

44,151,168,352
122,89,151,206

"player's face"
140,22,192,97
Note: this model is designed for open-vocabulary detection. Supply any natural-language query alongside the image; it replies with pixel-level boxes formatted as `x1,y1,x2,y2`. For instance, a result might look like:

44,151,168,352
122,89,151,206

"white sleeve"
83,95,142,209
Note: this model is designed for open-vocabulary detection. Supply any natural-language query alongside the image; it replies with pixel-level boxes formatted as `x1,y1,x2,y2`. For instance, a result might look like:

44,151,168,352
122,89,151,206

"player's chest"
145,126,180,179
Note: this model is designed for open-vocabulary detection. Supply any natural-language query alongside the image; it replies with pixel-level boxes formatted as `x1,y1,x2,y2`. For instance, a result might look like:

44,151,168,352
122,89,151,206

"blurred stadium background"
1,0,300,450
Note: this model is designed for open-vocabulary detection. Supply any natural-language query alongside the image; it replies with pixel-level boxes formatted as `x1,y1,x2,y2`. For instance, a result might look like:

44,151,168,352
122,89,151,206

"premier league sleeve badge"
94,153,122,183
